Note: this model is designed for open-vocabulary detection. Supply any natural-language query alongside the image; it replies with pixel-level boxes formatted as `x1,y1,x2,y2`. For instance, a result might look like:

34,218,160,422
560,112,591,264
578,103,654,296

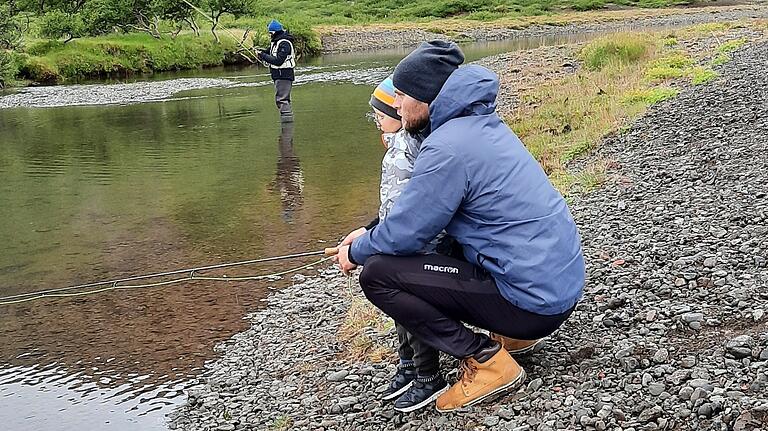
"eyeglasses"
366,111,385,129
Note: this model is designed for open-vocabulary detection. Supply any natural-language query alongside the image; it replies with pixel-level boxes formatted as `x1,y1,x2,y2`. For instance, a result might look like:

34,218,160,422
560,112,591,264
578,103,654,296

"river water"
0,27,680,430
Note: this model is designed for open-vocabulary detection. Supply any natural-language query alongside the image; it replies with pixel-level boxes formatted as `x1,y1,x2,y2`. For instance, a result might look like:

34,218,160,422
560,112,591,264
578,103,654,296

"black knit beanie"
392,40,465,104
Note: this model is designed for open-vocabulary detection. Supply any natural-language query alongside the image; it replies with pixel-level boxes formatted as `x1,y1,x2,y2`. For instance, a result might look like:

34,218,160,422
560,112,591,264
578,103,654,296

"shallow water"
0,23,693,430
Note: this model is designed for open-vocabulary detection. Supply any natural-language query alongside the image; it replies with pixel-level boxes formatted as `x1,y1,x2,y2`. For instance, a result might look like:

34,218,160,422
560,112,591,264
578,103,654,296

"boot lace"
459,359,478,387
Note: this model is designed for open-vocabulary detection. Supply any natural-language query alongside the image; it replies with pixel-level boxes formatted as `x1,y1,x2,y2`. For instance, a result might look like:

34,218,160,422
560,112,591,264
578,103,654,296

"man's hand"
341,227,367,246
336,244,357,276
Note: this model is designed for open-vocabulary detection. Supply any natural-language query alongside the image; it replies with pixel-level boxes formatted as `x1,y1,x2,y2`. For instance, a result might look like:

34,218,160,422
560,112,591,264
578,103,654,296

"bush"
581,35,653,70
0,50,21,87
39,10,86,42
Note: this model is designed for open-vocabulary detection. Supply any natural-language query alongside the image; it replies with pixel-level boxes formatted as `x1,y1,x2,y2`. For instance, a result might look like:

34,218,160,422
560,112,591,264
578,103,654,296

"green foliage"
79,0,133,35
644,53,693,80
717,37,747,54
622,86,679,105
711,53,729,66
690,66,717,85
661,36,677,46
39,10,85,42
0,49,21,87
572,0,606,12
1,3,24,49
19,33,240,82
18,55,60,83
581,35,652,70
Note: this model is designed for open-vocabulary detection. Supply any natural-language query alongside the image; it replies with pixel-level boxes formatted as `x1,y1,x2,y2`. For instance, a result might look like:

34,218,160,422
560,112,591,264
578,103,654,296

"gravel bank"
319,5,768,53
168,39,768,431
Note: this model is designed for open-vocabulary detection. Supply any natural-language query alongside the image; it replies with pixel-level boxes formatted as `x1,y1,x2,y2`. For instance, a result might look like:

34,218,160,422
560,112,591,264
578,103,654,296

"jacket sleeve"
259,40,291,66
351,140,466,263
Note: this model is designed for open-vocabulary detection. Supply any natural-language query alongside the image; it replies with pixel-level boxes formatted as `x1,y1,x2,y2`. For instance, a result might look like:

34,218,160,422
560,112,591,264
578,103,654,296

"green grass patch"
645,52,697,80
718,37,747,54
18,33,241,83
690,66,717,85
622,86,678,104
711,53,730,66
580,34,653,70
271,416,293,431
661,35,678,46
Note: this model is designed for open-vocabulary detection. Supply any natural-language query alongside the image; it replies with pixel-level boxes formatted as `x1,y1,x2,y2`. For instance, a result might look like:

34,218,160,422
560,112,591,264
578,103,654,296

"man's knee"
358,255,390,301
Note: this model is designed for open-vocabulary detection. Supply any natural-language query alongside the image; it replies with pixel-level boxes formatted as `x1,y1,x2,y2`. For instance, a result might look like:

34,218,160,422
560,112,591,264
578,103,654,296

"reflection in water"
268,123,304,223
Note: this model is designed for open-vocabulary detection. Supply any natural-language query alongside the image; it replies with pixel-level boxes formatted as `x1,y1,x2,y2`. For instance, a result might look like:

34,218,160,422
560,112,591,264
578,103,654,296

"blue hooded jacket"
351,65,585,315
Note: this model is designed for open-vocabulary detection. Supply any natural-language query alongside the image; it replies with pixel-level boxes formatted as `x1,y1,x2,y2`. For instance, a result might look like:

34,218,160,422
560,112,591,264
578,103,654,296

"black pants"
396,323,439,376
360,254,574,359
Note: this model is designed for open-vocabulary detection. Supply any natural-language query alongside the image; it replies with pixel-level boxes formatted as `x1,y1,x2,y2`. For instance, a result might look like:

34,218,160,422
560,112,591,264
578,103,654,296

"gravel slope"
168,41,768,431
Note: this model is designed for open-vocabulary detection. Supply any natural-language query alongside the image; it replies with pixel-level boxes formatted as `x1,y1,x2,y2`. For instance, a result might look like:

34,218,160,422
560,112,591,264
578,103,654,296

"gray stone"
327,370,349,382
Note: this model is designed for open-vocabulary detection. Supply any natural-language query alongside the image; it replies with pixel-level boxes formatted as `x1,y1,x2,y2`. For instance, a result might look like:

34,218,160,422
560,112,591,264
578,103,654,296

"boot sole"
382,380,414,401
508,338,546,355
435,369,527,413
393,383,449,413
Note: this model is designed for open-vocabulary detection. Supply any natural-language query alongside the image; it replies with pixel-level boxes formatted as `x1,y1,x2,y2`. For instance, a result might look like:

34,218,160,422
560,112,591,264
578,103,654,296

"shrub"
39,10,86,42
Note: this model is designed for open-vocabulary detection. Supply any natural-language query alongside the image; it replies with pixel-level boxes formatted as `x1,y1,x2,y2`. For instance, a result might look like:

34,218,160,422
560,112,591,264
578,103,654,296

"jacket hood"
429,65,499,132
271,31,294,42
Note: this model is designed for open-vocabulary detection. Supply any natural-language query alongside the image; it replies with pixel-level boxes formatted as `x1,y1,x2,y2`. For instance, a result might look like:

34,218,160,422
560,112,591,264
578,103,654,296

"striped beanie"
370,75,401,121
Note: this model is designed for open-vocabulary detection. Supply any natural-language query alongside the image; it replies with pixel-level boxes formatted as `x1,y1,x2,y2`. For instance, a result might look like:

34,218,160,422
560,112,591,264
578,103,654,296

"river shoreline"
317,4,767,52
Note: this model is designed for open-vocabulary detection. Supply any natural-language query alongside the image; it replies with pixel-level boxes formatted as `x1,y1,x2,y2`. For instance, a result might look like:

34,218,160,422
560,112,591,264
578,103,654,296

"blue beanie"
393,40,464,104
267,19,283,32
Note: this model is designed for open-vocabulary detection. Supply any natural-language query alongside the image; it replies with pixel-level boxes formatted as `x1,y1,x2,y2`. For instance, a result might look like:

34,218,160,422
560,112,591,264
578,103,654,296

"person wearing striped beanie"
357,75,451,412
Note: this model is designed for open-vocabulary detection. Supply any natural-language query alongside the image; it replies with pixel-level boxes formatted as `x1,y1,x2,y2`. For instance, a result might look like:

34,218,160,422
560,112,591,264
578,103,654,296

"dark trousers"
396,323,439,376
359,254,574,359
274,79,292,118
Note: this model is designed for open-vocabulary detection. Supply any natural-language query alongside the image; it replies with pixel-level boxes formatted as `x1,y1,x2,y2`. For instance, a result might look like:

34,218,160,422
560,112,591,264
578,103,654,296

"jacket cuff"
347,245,359,265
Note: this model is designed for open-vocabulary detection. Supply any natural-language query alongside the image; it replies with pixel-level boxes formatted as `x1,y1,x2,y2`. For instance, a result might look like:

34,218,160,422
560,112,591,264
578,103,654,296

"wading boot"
490,332,545,355
436,342,525,412
393,375,448,413
381,363,417,401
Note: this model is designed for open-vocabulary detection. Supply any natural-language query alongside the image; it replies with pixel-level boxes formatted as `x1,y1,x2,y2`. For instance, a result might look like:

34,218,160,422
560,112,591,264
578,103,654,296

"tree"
152,0,198,37
201,0,250,43
0,2,23,49
39,9,85,42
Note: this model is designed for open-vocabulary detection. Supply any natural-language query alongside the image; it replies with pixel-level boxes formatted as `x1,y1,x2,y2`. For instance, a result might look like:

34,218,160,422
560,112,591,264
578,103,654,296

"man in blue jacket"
335,40,585,412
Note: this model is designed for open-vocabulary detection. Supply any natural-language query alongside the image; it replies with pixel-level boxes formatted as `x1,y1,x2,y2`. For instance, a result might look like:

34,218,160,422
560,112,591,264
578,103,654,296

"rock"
682,312,704,323
653,348,669,363
484,416,500,427
649,383,666,396
638,406,663,423
327,370,350,382
703,257,717,268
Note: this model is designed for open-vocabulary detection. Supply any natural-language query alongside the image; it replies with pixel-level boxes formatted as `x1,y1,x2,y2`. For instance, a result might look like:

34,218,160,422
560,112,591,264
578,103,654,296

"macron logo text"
423,264,459,274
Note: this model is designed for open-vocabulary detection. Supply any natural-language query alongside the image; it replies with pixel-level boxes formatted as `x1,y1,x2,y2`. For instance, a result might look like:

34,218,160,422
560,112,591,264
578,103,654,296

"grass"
506,21,756,194
16,33,242,83
337,290,395,362
581,34,653,70
270,416,293,431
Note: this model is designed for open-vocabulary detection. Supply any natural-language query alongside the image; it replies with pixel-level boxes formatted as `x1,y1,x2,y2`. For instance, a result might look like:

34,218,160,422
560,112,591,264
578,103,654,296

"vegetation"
0,0,733,85
506,25,741,193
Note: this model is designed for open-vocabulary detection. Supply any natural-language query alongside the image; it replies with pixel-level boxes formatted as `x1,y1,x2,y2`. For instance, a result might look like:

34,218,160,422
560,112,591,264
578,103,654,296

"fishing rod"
0,247,340,306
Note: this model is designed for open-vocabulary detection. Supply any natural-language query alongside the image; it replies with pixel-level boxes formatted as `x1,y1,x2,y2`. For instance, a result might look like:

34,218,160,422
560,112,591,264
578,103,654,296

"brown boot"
436,343,526,412
490,332,545,355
